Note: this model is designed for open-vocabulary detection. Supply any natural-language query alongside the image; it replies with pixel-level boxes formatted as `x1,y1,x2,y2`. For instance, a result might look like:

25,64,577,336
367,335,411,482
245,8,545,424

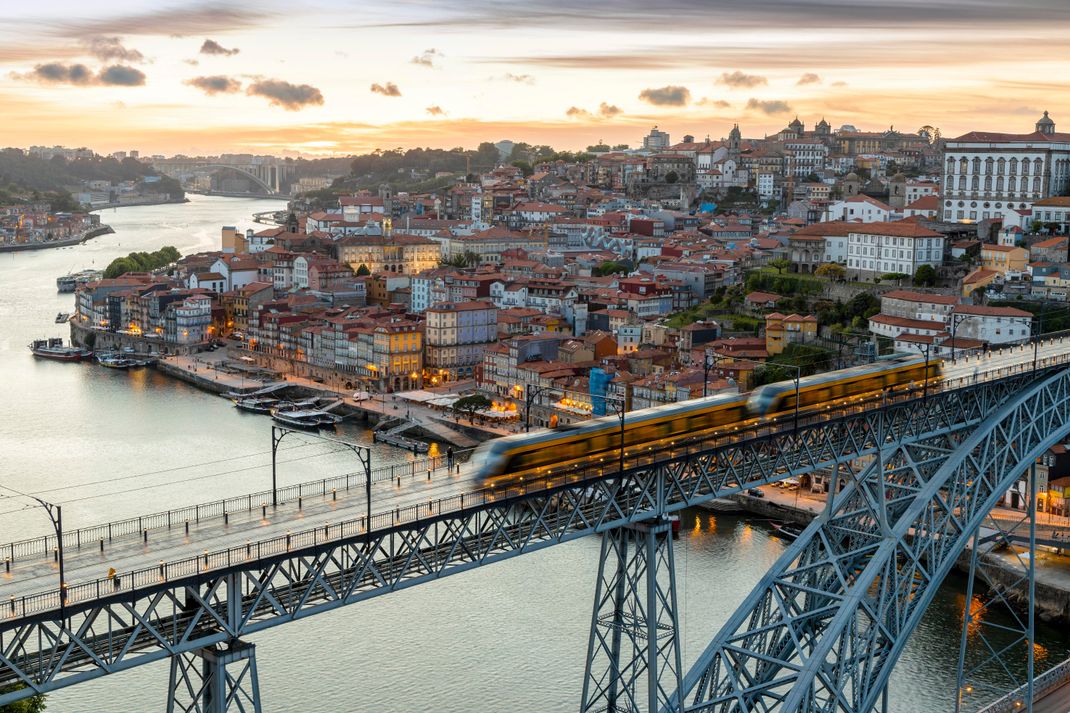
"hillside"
0,149,184,205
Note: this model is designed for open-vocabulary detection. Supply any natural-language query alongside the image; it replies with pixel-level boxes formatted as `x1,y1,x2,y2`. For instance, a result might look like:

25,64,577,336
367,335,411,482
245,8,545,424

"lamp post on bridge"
271,426,373,528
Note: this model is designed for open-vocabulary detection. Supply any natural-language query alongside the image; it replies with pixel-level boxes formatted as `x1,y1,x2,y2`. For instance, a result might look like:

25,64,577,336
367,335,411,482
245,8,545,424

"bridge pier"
167,639,262,713
581,517,682,713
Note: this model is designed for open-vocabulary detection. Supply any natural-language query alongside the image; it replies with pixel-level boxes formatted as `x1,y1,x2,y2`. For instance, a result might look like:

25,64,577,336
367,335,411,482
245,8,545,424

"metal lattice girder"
167,639,262,713
0,368,1061,706
582,518,682,713
677,367,1070,713
955,465,1039,713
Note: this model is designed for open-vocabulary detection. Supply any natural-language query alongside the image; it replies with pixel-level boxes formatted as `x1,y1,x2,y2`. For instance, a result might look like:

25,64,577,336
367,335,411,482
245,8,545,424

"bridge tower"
581,516,683,713
167,640,262,713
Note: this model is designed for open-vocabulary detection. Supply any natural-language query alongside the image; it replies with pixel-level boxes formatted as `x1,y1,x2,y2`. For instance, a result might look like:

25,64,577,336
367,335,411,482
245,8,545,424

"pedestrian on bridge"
447,446,454,470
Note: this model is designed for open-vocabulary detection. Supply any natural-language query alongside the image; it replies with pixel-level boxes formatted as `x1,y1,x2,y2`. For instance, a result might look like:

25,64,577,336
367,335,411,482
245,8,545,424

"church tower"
1037,111,1056,135
728,123,742,159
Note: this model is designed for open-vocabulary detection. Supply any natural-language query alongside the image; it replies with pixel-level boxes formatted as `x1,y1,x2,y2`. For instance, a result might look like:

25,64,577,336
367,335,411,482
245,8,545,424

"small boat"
271,409,339,430
55,312,70,324
770,522,804,541
29,338,90,362
97,353,135,369
234,397,279,414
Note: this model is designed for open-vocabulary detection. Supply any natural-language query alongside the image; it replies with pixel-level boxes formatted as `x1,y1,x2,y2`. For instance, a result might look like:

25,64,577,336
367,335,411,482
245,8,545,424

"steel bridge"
2,344,1070,711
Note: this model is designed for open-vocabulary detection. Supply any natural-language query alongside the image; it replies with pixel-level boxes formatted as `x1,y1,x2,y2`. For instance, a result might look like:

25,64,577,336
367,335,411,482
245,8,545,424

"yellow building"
765,312,818,355
980,243,1028,275
336,233,439,275
372,321,423,392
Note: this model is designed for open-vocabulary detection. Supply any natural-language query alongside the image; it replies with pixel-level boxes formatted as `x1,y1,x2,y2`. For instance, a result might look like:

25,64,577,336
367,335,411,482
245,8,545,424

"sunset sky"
3,0,1070,156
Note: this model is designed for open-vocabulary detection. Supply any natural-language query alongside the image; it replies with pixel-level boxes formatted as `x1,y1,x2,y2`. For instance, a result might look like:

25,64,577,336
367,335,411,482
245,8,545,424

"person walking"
447,446,455,470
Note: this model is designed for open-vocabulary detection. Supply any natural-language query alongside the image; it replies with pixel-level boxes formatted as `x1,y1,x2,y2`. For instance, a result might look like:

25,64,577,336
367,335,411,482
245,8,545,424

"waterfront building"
845,220,946,279
424,300,498,381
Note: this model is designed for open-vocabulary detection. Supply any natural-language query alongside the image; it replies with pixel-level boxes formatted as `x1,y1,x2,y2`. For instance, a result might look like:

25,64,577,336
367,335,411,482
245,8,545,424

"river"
0,195,1064,712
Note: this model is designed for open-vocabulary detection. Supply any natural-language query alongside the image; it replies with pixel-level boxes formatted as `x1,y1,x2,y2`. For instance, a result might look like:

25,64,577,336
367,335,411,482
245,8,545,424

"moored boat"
770,522,804,540
55,312,70,324
97,353,136,369
29,338,90,362
234,397,279,414
271,409,341,430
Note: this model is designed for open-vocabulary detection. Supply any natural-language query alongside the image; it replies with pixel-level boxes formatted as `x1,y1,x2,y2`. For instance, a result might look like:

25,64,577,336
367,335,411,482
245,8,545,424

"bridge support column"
167,639,262,713
955,462,1039,713
581,517,682,713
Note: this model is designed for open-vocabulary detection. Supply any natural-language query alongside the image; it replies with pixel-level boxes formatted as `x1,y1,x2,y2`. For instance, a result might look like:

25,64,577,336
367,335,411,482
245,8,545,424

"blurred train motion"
471,355,941,483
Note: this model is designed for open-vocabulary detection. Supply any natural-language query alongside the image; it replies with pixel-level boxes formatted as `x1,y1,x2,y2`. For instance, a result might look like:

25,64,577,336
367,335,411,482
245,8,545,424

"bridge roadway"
2,336,1069,611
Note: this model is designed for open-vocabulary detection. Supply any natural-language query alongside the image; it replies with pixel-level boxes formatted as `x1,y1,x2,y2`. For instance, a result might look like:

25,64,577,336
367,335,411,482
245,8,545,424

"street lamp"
703,352,719,398
271,427,372,523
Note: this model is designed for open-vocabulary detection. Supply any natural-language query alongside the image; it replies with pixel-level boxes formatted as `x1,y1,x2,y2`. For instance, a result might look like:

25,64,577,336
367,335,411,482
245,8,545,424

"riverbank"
726,485,1070,624
0,225,114,253
89,196,188,211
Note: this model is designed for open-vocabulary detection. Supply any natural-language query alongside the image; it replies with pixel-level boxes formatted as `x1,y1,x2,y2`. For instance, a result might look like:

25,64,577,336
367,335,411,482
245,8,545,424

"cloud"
411,48,442,67
200,39,239,56
797,72,822,85
426,105,445,116
183,59,200,66
599,102,623,117
697,98,731,108
247,79,324,110
717,71,767,88
18,62,95,85
370,82,402,97
746,98,792,114
85,37,145,63
14,62,145,86
98,65,146,86
566,106,591,118
45,5,274,39
369,0,1070,32
502,72,534,84
186,75,242,95
638,85,691,106
831,80,849,87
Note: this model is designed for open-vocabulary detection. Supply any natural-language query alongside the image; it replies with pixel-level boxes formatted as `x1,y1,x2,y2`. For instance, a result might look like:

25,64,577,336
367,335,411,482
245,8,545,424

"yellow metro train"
471,355,941,484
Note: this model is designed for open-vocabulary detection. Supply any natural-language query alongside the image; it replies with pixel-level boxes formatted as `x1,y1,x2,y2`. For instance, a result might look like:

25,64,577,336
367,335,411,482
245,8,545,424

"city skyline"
3,0,1070,155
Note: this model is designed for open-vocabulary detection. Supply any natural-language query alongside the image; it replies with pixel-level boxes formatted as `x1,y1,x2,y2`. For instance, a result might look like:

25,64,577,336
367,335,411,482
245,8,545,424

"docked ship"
29,338,91,362
270,408,342,430
56,269,102,293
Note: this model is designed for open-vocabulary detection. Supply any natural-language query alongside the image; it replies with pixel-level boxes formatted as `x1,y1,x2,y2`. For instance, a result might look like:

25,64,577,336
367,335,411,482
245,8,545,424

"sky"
2,0,1070,156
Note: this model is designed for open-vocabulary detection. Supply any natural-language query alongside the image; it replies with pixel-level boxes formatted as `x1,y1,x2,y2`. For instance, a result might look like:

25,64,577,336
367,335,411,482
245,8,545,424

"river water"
0,195,1065,712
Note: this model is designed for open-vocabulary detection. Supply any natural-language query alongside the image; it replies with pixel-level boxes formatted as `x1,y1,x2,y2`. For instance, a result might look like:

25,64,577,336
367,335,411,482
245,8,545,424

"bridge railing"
6,347,1070,620
976,655,1070,713
0,448,476,565
12,352,1070,620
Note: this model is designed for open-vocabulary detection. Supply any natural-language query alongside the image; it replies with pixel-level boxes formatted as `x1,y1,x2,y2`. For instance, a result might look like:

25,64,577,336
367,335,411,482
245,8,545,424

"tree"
880,272,910,285
913,264,938,287
452,394,492,423
814,263,846,280
511,160,533,177
768,258,792,275
355,264,371,276
0,685,46,712
665,170,679,184
593,260,629,276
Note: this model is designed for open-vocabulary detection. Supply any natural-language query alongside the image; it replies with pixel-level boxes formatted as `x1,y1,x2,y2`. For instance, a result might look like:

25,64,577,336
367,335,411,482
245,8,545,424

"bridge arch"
199,164,278,194
678,367,1070,712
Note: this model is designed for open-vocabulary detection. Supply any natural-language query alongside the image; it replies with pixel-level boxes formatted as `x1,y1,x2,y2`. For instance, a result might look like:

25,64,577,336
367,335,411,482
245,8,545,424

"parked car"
747,488,764,498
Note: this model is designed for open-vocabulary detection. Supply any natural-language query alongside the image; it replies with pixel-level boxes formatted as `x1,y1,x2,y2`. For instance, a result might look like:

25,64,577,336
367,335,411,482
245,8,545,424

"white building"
941,112,1070,222
845,220,946,279
642,126,671,151
171,294,212,345
951,305,1033,345
824,195,893,223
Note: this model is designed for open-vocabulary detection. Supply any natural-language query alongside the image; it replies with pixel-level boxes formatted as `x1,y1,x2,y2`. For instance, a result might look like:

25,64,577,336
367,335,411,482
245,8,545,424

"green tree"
768,258,792,275
814,263,846,280
0,685,46,712
880,272,910,285
593,260,629,277
511,160,533,177
452,394,492,423
665,170,679,184
355,264,371,276
913,264,938,287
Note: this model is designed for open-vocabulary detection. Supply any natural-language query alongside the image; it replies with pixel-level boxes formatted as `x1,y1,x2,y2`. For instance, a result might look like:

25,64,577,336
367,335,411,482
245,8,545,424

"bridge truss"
0,365,1065,710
